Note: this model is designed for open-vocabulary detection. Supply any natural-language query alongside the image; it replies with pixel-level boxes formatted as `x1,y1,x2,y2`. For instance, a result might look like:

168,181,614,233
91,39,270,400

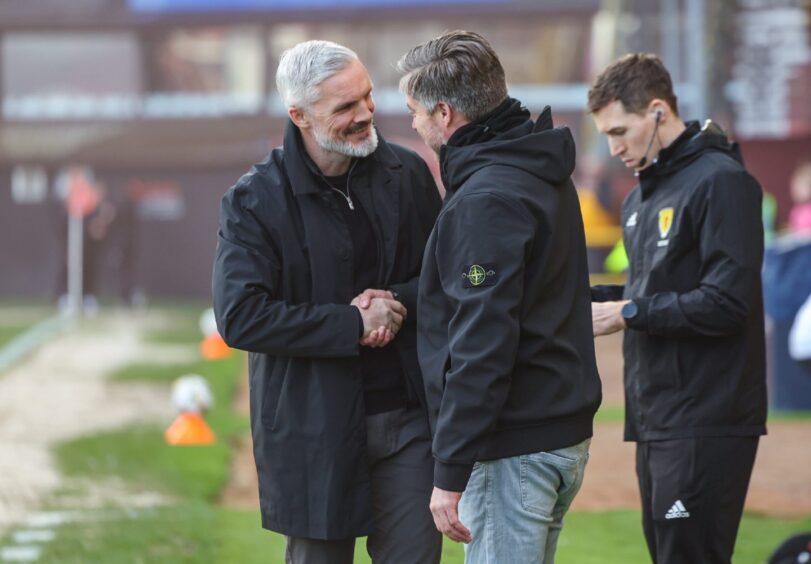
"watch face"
621,302,638,320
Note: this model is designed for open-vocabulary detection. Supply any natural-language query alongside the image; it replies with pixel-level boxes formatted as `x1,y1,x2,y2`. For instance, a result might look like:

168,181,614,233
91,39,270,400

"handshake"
351,289,407,348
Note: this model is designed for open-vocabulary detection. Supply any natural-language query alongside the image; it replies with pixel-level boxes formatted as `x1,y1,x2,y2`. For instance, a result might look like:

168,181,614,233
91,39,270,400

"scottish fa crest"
658,207,674,239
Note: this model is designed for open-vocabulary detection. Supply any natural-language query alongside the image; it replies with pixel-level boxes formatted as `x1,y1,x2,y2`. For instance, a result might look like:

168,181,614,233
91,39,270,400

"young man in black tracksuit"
589,54,767,563
398,31,602,563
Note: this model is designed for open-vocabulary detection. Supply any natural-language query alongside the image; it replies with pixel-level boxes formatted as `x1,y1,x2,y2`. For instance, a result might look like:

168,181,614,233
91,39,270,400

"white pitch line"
0,545,41,562
11,530,54,544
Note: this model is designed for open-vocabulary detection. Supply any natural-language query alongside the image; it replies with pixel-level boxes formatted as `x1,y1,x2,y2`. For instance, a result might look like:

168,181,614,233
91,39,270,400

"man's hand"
355,288,394,309
353,289,397,347
429,487,471,544
351,291,407,347
592,300,630,337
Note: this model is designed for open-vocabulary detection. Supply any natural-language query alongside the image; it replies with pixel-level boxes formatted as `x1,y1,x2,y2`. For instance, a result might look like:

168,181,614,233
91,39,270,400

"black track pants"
636,436,759,564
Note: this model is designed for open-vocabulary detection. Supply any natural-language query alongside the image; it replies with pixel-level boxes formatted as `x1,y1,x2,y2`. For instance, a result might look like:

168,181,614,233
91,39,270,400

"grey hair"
276,40,359,109
397,30,508,121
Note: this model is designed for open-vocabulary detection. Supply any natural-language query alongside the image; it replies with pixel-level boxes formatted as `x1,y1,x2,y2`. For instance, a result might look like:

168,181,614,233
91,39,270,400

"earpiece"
638,109,664,169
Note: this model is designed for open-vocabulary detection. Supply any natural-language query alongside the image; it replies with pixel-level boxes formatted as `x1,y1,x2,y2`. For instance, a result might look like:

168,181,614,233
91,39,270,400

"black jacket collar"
438,100,575,195
639,120,742,198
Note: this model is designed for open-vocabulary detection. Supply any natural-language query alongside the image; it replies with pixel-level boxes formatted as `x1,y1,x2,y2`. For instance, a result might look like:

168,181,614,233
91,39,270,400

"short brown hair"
397,30,508,121
588,53,679,116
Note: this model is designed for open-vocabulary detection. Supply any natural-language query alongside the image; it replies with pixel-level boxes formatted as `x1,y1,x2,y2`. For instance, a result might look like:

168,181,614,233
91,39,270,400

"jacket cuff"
626,297,651,331
434,460,473,492
354,307,365,339
591,284,624,302
387,280,418,316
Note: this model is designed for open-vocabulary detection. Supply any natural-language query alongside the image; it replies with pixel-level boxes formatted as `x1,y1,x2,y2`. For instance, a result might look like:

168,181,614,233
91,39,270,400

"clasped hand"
351,289,407,347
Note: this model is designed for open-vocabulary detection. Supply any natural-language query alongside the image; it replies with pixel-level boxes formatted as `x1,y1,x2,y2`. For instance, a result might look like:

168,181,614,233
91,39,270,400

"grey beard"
313,124,379,158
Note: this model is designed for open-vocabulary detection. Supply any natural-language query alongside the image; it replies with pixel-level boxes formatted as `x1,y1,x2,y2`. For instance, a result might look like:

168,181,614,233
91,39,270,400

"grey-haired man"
213,40,442,563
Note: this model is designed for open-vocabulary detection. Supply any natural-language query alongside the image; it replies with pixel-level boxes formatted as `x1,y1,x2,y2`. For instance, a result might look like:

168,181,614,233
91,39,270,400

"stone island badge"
658,207,674,239
462,264,498,288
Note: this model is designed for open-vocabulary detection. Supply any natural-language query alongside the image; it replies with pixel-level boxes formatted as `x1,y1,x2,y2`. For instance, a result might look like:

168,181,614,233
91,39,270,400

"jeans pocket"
520,454,561,517
520,441,590,517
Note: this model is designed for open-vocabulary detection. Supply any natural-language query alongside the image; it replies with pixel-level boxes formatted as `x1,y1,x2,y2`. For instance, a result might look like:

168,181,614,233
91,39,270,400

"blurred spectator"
789,293,811,375
762,160,811,409
788,161,811,234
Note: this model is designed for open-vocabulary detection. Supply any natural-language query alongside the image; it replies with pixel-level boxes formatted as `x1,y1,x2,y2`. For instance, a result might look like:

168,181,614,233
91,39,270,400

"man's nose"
358,97,374,122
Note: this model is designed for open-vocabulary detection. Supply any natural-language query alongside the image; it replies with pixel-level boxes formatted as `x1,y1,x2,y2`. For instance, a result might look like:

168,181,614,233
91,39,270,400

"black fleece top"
418,99,602,491
325,171,407,415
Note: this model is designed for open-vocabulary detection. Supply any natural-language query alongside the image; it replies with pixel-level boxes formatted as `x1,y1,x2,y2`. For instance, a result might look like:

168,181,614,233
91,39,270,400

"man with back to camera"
588,53,767,563
212,40,442,563
398,30,602,563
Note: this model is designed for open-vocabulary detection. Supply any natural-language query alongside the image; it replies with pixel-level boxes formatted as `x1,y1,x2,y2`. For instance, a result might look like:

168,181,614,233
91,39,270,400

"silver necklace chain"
322,160,356,210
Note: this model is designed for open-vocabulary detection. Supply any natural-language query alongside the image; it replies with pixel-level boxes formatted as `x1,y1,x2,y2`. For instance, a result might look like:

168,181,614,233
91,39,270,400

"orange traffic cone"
164,412,216,445
200,332,233,361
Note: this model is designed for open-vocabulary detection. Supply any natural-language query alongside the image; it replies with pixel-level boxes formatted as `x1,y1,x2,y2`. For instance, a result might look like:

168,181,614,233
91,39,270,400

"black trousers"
636,436,759,564
285,407,441,564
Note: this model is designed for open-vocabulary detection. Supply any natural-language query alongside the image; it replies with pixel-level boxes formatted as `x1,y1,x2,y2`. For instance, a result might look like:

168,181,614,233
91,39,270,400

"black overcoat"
213,121,440,539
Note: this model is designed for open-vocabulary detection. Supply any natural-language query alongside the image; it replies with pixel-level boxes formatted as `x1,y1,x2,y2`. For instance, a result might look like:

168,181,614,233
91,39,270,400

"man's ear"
435,102,454,128
288,107,309,129
647,99,668,123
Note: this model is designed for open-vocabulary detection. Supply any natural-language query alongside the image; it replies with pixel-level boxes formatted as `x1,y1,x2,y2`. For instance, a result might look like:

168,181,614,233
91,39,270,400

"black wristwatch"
621,301,639,323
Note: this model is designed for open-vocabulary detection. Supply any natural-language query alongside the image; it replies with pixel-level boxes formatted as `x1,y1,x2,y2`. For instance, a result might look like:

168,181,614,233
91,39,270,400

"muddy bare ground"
221,332,811,518
0,311,193,536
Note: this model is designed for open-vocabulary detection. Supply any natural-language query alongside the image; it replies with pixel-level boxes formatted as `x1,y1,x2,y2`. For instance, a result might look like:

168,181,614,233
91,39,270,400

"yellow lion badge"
658,207,674,239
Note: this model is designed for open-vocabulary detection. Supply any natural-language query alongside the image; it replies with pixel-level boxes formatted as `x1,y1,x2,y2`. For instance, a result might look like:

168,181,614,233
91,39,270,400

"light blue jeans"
458,438,591,564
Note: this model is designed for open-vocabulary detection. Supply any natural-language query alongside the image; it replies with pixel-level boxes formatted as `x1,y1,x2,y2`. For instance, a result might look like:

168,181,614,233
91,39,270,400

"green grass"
594,406,811,424
769,410,811,421
142,302,212,345
54,425,233,501
55,354,247,501
30,506,811,563
0,325,28,348
17,307,811,563
110,360,219,384
594,404,625,423
0,304,58,348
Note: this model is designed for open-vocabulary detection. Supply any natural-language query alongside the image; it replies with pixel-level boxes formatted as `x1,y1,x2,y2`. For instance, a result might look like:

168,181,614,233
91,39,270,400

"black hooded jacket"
418,99,602,492
592,121,768,442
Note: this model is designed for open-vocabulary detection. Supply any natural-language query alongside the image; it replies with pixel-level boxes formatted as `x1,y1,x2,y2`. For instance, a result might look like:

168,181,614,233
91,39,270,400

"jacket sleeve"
431,192,535,491
626,169,763,337
388,158,442,317
591,284,625,302
212,181,362,357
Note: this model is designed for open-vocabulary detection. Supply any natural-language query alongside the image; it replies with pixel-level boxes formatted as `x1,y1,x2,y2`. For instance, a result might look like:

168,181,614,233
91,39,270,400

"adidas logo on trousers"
665,500,690,519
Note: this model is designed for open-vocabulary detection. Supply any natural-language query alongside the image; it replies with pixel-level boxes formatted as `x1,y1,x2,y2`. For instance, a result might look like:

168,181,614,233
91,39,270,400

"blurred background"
1,2,811,562
1,0,810,302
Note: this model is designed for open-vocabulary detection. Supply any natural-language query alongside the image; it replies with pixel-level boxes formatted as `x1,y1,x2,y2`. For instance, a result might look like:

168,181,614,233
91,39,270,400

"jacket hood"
439,98,576,194
643,120,743,182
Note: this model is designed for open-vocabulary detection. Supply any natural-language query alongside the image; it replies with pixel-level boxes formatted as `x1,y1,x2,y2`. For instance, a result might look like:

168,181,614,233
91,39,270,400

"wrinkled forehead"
314,60,372,106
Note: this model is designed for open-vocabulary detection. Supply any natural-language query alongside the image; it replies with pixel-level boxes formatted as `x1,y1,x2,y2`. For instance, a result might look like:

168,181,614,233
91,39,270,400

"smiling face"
301,59,378,158
406,95,446,155
592,100,658,171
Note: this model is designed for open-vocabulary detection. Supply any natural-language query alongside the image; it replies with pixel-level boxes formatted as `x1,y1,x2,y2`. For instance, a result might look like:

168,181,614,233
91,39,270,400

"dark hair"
588,53,679,116
397,30,508,121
